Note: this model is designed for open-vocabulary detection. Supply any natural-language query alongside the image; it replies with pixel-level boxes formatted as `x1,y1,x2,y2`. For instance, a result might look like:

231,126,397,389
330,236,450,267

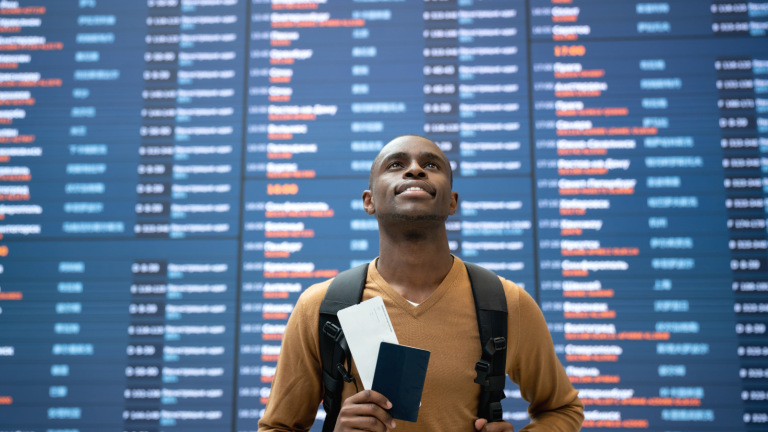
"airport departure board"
0,0,766,431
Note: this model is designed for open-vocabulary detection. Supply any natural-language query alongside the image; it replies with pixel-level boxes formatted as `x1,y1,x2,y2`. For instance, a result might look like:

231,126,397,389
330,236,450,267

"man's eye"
389,162,402,168
425,162,438,168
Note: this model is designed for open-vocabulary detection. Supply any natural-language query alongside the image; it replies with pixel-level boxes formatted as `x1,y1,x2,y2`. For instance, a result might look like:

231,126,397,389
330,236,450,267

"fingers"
344,402,396,430
337,414,390,432
475,418,487,430
477,420,515,432
347,390,393,410
338,390,396,432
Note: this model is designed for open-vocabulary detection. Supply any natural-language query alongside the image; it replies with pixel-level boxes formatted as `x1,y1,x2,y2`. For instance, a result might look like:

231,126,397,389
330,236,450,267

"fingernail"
391,420,396,428
386,401,392,408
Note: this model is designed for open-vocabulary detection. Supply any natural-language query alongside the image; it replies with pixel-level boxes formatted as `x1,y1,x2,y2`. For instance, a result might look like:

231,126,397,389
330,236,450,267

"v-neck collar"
368,255,463,318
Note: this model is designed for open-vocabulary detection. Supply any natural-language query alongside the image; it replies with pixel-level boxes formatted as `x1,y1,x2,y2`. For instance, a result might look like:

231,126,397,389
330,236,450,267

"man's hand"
474,419,514,432
334,390,397,432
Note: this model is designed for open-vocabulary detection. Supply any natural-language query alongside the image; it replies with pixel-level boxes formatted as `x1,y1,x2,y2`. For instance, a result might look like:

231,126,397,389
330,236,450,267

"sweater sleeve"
506,283,584,432
258,283,327,432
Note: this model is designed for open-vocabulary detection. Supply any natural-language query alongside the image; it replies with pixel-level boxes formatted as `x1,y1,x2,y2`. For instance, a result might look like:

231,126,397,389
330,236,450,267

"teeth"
406,187,424,192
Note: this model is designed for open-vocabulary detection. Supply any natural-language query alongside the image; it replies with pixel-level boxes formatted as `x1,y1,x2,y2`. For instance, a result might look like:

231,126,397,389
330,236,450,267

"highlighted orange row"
267,133,292,140
0,78,61,87
563,289,614,298
561,228,582,236
262,354,279,362
266,210,334,218
269,77,290,83
582,397,700,407
555,90,600,97
263,312,288,319
565,332,669,340
557,127,657,136
1,6,46,14
564,311,616,319
265,229,314,238
0,98,33,106
560,208,586,215
554,45,584,57
0,42,61,51
267,183,298,195
0,135,34,143
272,19,365,28
562,269,588,276
569,375,620,384
267,152,292,159
0,194,29,200
556,107,626,116
262,334,282,341
561,247,639,256
269,58,293,65
555,70,605,78
553,15,577,22
582,419,648,428
0,27,20,32
269,114,316,121
273,3,318,9
269,95,290,102
559,187,635,195
0,396,11,405
265,251,290,258
558,168,608,175
0,174,29,181
565,354,618,362
270,40,291,46
264,292,289,299
558,148,608,156
266,170,316,179
264,270,339,278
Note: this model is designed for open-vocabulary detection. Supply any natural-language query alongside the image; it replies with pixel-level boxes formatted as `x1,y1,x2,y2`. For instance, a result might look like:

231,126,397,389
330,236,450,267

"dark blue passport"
371,342,430,423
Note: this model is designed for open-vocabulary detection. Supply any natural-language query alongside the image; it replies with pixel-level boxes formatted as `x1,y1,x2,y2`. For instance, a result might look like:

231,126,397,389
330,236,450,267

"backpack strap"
318,263,368,432
465,262,508,423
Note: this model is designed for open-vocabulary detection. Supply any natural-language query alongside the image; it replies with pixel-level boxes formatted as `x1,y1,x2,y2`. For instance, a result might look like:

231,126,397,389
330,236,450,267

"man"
258,135,584,431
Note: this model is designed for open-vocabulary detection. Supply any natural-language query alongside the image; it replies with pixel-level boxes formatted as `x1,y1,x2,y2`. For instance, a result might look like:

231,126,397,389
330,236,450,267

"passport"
371,342,431,423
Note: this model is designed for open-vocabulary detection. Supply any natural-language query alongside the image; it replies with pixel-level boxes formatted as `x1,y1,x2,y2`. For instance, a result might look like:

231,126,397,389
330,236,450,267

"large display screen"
0,0,767,431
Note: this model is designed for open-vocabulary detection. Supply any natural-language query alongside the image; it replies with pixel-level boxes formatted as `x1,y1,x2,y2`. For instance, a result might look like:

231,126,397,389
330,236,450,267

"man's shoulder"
294,278,334,315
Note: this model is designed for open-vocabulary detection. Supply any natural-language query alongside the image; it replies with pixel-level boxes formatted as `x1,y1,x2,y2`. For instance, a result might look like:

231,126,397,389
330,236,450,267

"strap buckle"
483,337,507,356
474,360,507,391
323,322,344,342
473,360,491,386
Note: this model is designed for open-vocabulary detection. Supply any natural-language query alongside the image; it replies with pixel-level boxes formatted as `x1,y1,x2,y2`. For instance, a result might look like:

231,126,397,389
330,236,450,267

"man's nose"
404,160,426,178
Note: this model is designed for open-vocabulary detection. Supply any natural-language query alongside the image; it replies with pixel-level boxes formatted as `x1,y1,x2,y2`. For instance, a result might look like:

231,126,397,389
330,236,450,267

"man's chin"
376,211,448,223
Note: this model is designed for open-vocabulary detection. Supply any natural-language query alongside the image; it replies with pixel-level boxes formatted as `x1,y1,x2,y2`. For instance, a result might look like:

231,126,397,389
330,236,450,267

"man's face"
363,136,458,224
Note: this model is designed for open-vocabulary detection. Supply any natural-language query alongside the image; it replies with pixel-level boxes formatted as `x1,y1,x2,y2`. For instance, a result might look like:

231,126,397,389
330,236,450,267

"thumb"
475,418,487,431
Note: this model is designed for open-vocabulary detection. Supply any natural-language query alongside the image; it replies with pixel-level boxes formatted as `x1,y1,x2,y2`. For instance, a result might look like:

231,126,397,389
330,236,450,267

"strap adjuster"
483,337,506,356
489,401,503,422
323,322,344,342
337,363,355,383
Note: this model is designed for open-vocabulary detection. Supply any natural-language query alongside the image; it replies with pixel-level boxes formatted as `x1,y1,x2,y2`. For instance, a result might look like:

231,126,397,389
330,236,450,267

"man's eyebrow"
379,152,409,165
420,152,445,163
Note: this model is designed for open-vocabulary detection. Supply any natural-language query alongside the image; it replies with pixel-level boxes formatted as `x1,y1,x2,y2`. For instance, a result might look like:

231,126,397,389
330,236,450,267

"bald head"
368,134,452,190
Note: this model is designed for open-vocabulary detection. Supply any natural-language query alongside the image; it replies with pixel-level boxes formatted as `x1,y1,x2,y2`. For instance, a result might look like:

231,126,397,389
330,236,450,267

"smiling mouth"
397,186,435,197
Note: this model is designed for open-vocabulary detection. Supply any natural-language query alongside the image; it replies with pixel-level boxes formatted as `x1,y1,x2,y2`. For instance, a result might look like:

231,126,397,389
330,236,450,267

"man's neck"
376,224,454,304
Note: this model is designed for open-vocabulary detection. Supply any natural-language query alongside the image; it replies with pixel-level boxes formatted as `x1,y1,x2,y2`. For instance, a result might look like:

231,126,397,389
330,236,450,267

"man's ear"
362,190,375,215
448,191,459,216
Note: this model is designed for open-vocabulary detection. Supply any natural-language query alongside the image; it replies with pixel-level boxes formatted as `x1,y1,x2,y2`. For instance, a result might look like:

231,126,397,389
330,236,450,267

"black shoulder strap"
318,263,368,432
465,262,508,423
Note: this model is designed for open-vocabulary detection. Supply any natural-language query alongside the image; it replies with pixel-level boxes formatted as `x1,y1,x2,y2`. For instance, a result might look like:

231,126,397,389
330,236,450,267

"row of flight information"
0,0,767,431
